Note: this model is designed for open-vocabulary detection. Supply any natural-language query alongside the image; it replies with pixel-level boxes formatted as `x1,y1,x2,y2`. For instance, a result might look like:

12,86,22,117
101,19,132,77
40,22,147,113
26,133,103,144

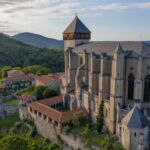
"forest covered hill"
0,33,64,72
13,32,64,48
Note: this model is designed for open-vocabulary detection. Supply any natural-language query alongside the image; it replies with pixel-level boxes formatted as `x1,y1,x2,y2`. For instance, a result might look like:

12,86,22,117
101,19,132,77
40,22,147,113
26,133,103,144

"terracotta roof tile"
18,95,34,101
5,75,34,82
38,95,63,105
35,73,64,85
28,102,62,122
28,100,87,123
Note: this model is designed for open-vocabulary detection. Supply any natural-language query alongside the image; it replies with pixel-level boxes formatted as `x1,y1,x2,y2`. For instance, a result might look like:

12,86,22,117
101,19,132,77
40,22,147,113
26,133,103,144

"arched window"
105,109,108,118
144,75,150,102
128,73,135,100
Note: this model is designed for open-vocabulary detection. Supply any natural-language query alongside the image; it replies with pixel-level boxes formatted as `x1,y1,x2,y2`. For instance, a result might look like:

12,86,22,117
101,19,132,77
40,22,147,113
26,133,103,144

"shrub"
43,88,57,98
14,122,22,128
96,100,104,133
63,125,70,135
33,86,46,100
72,112,87,128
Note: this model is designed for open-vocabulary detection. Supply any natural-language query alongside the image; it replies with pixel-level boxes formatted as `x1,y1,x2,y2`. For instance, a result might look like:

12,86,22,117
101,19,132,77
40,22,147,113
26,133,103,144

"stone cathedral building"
60,16,150,150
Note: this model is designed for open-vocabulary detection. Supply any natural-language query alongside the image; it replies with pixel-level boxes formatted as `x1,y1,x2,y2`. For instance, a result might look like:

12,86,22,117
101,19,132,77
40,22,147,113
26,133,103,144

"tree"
96,100,104,133
33,86,47,100
43,88,57,98
72,112,86,127
23,65,51,75
0,135,38,150
0,66,12,78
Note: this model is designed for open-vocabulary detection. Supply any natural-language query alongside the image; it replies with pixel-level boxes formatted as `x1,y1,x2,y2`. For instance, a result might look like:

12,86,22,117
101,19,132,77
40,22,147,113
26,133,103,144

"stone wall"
33,116,90,150
19,106,28,120
0,104,18,118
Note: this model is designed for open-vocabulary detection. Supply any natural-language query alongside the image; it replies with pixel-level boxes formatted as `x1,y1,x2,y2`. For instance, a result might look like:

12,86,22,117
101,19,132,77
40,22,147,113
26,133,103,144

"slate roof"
122,105,149,129
63,16,91,34
115,43,123,53
74,41,150,55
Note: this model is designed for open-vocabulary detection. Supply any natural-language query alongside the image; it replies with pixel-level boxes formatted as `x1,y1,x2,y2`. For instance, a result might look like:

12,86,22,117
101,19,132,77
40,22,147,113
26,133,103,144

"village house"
35,73,64,93
4,69,35,92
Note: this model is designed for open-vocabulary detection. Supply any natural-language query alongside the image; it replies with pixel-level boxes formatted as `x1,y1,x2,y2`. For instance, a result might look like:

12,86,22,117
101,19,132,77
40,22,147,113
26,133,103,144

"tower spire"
115,42,123,54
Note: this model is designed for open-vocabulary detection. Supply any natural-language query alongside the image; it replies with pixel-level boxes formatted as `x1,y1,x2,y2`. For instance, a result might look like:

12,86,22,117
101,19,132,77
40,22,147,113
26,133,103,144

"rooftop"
35,73,64,85
38,95,63,106
63,16,91,34
28,100,87,123
122,105,149,129
5,75,34,82
74,41,150,55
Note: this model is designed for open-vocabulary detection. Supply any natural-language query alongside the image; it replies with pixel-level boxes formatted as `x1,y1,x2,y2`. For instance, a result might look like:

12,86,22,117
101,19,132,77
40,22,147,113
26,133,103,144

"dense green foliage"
83,130,124,150
43,88,57,98
0,113,20,129
23,65,51,75
17,85,57,100
96,100,104,133
0,66,12,78
72,112,87,128
0,135,61,150
0,65,52,79
0,33,64,72
61,111,124,150
33,86,57,100
0,114,61,150
3,99,18,105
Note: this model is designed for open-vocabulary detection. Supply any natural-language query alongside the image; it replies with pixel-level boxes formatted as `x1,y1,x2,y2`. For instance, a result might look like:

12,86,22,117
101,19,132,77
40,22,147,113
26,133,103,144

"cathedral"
61,16,150,150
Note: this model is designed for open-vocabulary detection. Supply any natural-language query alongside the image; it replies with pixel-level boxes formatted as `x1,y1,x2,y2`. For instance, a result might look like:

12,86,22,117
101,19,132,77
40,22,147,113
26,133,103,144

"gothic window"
128,73,135,100
105,109,108,118
134,132,136,137
80,56,83,65
144,75,150,102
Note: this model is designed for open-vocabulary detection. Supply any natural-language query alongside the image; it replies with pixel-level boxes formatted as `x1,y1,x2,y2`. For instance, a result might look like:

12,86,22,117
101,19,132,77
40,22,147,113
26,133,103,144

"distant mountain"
12,32,64,49
0,33,64,72
144,41,150,46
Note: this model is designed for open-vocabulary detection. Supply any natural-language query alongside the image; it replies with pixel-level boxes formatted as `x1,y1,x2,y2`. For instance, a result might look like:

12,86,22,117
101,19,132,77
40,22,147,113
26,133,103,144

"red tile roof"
28,102,62,122
18,95,33,101
7,70,25,77
28,101,87,123
5,75,34,82
35,73,64,85
60,107,87,123
38,95,63,105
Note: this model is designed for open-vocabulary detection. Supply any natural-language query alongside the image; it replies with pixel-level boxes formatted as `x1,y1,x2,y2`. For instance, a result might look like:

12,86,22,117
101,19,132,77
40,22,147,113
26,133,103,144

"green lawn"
3,99,18,105
0,113,20,129
21,90,33,96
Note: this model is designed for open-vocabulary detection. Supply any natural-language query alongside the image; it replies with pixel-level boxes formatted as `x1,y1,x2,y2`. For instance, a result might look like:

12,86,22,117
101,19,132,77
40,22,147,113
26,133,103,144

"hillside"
145,41,150,46
0,33,64,72
13,32,64,48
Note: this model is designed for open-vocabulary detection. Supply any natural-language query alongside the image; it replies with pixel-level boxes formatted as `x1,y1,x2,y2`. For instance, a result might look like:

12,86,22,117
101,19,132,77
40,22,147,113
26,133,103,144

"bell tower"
63,16,91,51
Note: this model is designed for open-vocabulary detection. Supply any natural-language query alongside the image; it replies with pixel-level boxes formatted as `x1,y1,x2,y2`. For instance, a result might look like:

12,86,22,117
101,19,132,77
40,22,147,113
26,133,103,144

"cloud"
0,21,20,35
1,0,150,36
96,2,150,11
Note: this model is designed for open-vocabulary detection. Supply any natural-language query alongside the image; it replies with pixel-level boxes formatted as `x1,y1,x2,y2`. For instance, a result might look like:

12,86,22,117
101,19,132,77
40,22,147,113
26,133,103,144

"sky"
0,0,150,41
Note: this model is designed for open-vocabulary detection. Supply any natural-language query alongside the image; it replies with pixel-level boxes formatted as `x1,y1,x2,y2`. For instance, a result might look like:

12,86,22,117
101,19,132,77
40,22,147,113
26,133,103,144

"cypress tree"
96,100,104,133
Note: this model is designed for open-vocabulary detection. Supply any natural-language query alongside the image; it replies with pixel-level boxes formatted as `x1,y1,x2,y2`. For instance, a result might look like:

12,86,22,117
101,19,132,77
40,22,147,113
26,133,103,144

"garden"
0,113,61,150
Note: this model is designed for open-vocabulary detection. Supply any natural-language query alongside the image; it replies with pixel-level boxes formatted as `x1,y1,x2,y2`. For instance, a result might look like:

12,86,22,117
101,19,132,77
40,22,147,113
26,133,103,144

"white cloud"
97,2,150,11
1,0,150,36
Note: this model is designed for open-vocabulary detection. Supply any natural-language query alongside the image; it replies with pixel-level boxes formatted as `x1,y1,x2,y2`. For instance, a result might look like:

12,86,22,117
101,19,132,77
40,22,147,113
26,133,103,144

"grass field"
3,99,18,105
0,113,20,129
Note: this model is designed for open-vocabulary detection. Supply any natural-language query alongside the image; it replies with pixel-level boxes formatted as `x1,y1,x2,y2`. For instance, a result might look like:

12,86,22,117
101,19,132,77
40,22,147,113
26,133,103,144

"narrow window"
144,75,150,102
134,132,136,137
128,73,135,100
